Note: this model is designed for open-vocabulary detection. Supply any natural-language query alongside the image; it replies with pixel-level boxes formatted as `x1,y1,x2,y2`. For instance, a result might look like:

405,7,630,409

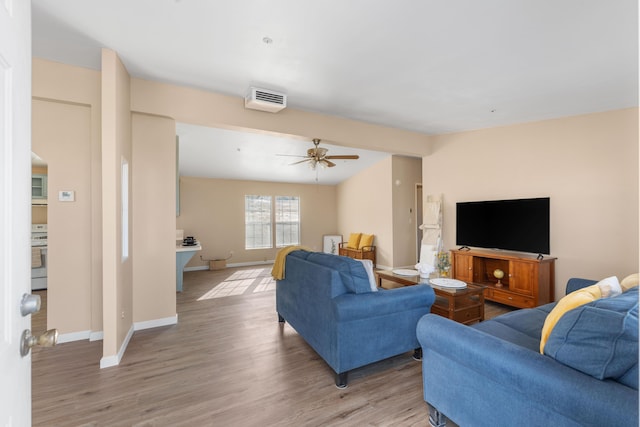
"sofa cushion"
540,277,621,353
544,287,639,389
306,252,372,294
346,233,361,249
358,233,374,249
473,305,553,352
354,259,378,292
621,273,639,292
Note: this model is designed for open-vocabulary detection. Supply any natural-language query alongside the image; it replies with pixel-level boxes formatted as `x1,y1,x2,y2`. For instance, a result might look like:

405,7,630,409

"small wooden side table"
376,271,485,325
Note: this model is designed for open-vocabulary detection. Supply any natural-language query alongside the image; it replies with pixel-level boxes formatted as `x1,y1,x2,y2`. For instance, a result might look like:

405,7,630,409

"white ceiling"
176,124,390,185
31,0,638,183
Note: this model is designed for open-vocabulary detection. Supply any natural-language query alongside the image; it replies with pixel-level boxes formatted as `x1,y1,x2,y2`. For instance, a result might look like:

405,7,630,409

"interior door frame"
0,0,34,425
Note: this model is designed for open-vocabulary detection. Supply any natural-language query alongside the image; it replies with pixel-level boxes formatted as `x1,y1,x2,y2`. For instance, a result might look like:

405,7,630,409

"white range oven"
31,223,48,290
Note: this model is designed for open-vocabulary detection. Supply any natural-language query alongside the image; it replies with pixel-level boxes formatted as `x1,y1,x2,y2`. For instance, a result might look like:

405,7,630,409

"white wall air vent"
245,87,287,113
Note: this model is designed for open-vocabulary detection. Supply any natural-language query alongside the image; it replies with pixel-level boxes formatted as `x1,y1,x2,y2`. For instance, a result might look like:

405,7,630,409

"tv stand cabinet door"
452,252,473,282
509,261,536,296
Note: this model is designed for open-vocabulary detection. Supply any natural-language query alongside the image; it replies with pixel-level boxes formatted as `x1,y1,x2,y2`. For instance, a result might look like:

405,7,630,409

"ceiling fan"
283,139,359,169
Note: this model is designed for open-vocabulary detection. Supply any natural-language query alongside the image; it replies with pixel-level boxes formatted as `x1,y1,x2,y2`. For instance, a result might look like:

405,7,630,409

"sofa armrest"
565,277,598,295
333,285,435,322
417,314,637,426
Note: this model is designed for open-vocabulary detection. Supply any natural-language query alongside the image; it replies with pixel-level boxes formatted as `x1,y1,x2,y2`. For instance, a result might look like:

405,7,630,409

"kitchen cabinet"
32,174,47,199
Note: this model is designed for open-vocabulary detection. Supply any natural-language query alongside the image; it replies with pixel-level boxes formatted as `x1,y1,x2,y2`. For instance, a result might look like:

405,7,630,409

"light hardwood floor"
32,266,511,427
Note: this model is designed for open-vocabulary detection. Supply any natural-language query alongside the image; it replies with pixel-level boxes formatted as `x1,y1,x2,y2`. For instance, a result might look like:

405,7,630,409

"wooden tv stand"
450,249,556,309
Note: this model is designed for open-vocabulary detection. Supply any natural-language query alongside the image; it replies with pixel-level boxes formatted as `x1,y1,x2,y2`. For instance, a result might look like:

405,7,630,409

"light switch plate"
58,190,75,202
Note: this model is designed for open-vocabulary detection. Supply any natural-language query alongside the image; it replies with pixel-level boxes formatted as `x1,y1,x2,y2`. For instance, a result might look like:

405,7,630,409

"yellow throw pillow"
539,278,619,354
347,233,362,249
620,273,639,292
358,234,374,250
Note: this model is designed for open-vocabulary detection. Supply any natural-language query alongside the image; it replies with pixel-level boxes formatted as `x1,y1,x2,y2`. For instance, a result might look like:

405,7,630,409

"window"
245,195,272,249
245,195,300,249
275,196,300,247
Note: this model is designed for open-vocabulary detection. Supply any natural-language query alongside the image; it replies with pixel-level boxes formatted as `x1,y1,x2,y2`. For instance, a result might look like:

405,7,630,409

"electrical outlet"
121,311,125,319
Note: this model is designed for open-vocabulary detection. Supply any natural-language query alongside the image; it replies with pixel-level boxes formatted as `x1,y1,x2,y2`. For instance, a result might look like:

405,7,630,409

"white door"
0,1,33,425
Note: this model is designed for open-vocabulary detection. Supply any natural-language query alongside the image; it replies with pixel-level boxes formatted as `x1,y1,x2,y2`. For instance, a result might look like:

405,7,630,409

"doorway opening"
31,151,48,333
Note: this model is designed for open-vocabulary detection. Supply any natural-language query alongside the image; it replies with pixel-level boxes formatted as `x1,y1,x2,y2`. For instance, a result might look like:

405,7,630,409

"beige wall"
101,49,133,357
337,157,394,267
177,177,337,267
423,108,639,299
131,78,431,157
392,156,423,267
336,155,422,268
33,57,177,363
32,58,103,337
132,113,177,322
32,100,93,334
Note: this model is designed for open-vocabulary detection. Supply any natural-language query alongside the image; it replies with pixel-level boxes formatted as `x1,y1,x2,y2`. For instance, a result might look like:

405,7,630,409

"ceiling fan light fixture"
278,138,358,172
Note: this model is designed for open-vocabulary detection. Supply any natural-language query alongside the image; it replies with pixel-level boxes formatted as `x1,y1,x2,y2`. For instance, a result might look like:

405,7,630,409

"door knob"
20,328,58,357
20,293,41,316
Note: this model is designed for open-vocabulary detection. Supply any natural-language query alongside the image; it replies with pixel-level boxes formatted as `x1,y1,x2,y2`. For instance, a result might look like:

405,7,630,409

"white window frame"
275,196,300,248
245,195,272,249
244,195,301,249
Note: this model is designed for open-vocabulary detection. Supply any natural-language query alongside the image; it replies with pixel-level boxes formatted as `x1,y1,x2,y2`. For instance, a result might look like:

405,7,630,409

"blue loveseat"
417,278,639,427
276,250,435,388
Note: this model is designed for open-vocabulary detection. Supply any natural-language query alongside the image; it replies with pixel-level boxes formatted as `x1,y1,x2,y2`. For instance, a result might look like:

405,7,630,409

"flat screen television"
456,197,550,255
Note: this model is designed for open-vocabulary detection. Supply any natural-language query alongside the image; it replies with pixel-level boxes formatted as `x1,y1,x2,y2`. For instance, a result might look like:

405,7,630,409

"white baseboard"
56,317,177,368
57,330,91,344
184,260,275,272
90,331,104,341
99,354,118,369
228,260,274,267
184,265,209,272
134,315,178,331
100,323,134,369
99,315,177,369
54,330,102,343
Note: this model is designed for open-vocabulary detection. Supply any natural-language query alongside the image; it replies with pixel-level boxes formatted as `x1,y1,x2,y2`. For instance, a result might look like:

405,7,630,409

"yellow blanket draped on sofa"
271,245,311,280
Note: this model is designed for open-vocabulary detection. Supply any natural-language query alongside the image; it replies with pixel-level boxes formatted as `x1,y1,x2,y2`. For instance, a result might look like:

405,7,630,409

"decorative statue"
415,262,436,279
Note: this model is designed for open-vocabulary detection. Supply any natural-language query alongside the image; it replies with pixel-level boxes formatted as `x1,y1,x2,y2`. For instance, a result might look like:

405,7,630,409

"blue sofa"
276,250,435,388
417,278,639,427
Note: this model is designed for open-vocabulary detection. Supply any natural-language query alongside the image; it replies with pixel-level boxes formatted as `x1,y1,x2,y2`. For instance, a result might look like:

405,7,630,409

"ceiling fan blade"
282,138,357,171
290,159,312,165
277,154,308,158
325,155,360,160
